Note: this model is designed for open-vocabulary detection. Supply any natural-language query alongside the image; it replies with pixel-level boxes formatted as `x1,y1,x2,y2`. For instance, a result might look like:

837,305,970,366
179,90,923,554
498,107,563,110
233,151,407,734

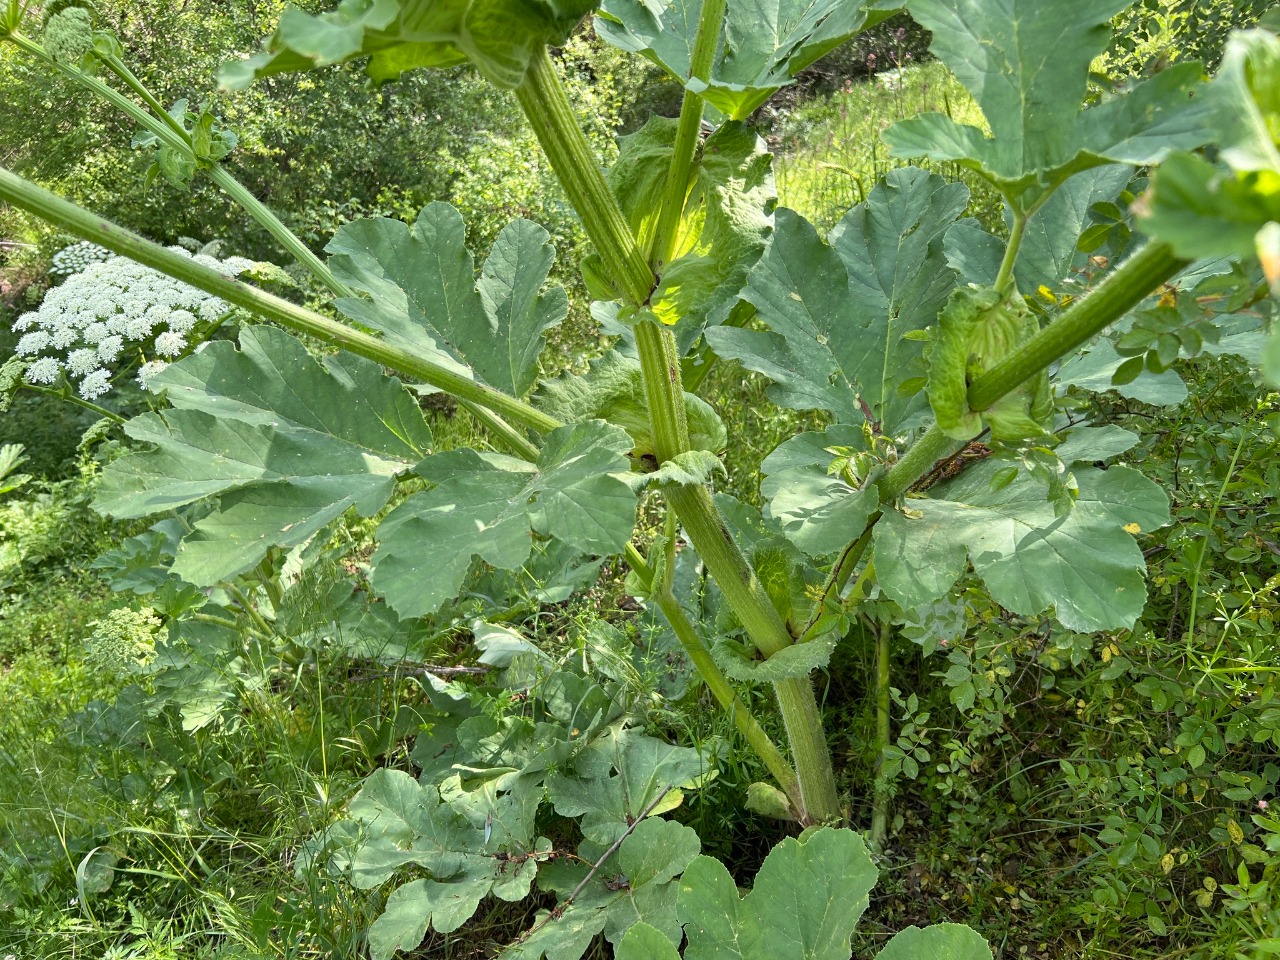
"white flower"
123,316,154,340
167,309,197,333
24,356,61,384
82,321,110,344
97,335,124,362
67,348,102,377
154,331,188,357
78,368,112,400
198,298,228,321
12,312,37,332
137,360,168,391
15,331,50,356
48,324,79,349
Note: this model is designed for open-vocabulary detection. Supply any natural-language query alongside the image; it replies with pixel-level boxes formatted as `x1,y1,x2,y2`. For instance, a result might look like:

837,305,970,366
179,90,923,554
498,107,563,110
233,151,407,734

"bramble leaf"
875,924,994,960
96,326,432,585
709,168,966,432
874,460,1170,632
371,421,637,618
220,0,596,90
327,202,568,398
885,0,1213,205
596,0,899,120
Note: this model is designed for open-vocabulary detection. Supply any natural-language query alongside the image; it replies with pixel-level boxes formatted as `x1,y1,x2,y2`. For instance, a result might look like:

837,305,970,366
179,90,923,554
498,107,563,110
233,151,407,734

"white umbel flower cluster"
48,240,112,277
12,247,255,400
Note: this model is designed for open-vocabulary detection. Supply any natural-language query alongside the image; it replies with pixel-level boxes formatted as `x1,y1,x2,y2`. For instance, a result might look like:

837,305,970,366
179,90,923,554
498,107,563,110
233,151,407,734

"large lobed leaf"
371,421,638,618
596,0,900,120
874,459,1171,632
884,0,1215,205
220,0,596,90
96,326,433,585
327,202,569,398
708,167,966,433
613,828,992,960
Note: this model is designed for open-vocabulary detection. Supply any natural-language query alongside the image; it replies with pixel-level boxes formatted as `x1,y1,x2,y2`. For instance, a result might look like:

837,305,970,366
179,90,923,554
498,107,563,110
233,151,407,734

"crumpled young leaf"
220,0,596,90
926,284,1052,442
594,118,775,334
547,726,711,843
874,458,1171,632
96,326,433,586
371,421,637,618
884,0,1215,207
596,0,899,120
327,201,569,398
709,168,967,433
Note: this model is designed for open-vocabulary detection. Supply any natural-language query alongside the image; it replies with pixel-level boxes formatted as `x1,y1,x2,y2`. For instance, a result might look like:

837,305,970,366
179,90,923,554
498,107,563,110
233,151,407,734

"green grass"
773,61,1004,234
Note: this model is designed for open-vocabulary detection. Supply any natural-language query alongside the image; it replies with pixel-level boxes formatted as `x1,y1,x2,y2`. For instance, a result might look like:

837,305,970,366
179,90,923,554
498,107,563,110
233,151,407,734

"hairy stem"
0,165,562,435
515,47,653,307
870,618,892,850
514,42,840,824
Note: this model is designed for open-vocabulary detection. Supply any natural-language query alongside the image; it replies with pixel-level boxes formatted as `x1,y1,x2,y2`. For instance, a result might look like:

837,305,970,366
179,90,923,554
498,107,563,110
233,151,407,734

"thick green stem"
665,483,840,823
870,618,892,850
634,318,690,459
515,48,653,307
512,42,839,824
624,543,801,812
0,165,562,435
650,0,728,266
968,241,1185,412
8,31,350,299
458,398,541,461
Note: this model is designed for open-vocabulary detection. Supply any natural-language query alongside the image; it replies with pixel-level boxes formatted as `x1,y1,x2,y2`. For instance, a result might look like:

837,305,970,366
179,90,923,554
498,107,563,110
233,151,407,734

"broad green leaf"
372,421,637,618
325,768,542,959
944,166,1134,294
507,817,700,960
708,169,966,432
640,450,727,489
761,427,878,558
875,924,993,960
874,460,1170,632
616,921,683,960
96,326,432,585
600,118,775,333
221,0,596,90
596,0,899,119
885,1,1212,205
547,728,711,842
677,827,877,960
535,351,727,456
1057,337,1188,407
327,202,568,398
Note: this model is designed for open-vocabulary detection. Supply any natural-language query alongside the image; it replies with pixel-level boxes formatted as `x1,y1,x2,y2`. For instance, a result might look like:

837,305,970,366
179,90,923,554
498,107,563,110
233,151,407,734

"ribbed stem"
634,317,690,459
969,241,1185,412
0,165,561,435
870,618,892,850
650,0,728,266
514,47,653,307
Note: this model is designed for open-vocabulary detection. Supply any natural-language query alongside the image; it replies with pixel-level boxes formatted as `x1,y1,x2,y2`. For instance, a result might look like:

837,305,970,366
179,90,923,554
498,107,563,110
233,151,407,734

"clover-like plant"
0,0,1276,955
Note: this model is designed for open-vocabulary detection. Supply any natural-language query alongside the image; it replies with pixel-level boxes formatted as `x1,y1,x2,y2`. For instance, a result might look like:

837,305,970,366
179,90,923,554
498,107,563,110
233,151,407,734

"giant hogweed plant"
1,0,1278,955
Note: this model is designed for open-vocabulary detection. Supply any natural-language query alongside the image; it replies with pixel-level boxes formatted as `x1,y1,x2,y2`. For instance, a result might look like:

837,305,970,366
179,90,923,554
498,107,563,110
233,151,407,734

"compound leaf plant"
1,0,1277,955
